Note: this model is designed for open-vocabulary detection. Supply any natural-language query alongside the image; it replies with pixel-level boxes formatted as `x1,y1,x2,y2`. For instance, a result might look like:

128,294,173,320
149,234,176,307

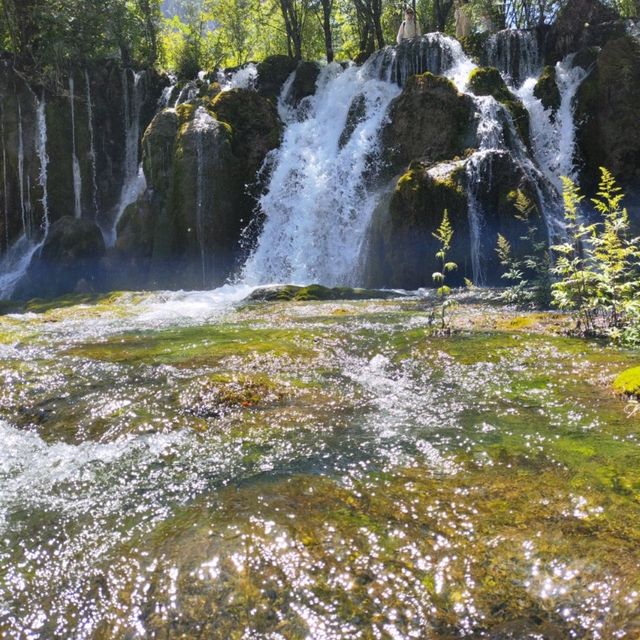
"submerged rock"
246,284,405,302
14,216,105,299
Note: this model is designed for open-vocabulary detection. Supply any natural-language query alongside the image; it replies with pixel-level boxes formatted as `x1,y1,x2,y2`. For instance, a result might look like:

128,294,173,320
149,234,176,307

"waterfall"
193,107,214,286
85,69,99,219
277,70,298,123
106,70,146,247
35,94,50,236
486,29,542,86
1,103,8,250
241,62,401,286
68,76,83,219
367,33,476,90
17,100,27,235
464,96,506,285
517,55,589,191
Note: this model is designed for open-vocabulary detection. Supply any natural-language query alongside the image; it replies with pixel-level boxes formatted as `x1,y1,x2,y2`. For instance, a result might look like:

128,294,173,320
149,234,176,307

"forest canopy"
1,0,637,76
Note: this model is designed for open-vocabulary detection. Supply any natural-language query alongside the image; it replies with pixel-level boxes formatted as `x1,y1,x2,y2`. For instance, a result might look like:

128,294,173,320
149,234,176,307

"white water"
218,63,258,91
1,105,8,249
193,106,216,286
35,95,49,236
486,29,542,87
517,55,589,191
85,69,99,218
16,100,27,234
106,70,145,247
464,96,506,285
69,76,83,219
0,234,43,298
242,62,401,286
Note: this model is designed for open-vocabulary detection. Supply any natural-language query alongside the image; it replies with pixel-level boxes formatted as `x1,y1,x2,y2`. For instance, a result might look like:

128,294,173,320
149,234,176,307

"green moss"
613,366,640,397
467,67,530,146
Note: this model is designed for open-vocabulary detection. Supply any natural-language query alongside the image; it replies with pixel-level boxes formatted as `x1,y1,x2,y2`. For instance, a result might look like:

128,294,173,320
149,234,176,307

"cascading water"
464,96,506,285
486,29,542,86
1,103,8,250
242,62,402,286
368,33,476,90
193,106,214,286
85,69,99,219
218,63,258,91
36,95,49,236
69,76,83,219
517,55,589,191
106,70,146,247
16,100,27,234
244,35,481,287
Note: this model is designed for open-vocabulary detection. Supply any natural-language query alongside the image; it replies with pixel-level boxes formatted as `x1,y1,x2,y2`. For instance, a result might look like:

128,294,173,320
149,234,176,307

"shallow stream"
1,289,639,639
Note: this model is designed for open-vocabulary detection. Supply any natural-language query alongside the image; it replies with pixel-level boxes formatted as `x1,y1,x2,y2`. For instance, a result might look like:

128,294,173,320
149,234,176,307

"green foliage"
551,168,640,345
432,209,458,330
495,190,551,308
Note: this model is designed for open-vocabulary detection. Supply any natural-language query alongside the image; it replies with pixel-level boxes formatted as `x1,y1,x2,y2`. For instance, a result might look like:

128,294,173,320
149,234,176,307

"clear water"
0,290,639,638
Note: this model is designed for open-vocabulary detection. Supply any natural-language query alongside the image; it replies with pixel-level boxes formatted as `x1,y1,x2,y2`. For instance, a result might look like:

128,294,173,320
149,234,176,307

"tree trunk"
321,0,334,62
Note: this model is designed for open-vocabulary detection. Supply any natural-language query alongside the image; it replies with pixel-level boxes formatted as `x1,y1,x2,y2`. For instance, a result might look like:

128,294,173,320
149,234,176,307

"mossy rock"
181,373,290,418
533,65,561,112
256,55,299,100
247,284,404,302
363,161,471,289
613,366,640,398
467,67,530,146
212,88,282,179
13,216,106,299
141,108,179,195
574,36,640,194
382,72,476,174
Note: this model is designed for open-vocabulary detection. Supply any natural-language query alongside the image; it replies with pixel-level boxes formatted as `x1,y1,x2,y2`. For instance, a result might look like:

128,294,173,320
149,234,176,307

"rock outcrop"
574,36,640,197
381,73,476,175
14,216,105,298
116,89,282,290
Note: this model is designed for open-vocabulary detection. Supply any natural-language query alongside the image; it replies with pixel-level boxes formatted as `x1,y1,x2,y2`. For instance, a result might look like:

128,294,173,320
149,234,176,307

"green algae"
613,365,640,397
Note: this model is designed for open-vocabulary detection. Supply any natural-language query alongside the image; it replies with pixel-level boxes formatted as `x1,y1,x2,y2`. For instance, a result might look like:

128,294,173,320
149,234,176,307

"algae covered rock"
613,366,640,398
467,67,530,146
363,150,546,289
533,65,561,112
212,88,282,179
381,73,476,174
141,108,179,195
574,36,640,195
246,284,405,302
14,216,106,299
364,160,470,289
